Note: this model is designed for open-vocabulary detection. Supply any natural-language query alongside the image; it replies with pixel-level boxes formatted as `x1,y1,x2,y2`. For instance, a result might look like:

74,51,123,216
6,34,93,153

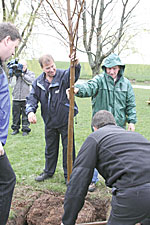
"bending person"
62,110,150,225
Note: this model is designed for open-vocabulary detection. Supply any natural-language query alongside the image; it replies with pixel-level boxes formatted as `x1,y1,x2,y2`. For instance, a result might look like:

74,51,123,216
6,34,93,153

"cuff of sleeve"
128,121,135,124
0,141,4,147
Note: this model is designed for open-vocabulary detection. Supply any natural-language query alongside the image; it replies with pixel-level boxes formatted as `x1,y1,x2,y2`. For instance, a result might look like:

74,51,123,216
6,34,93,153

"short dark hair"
39,54,54,68
92,110,116,129
0,22,21,42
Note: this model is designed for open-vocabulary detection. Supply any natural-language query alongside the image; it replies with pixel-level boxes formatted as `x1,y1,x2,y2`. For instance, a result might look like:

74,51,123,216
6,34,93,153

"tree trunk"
67,0,75,182
67,57,75,181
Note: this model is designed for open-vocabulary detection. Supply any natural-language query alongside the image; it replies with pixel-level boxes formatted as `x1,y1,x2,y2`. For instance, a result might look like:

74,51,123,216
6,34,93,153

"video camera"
7,58,23,78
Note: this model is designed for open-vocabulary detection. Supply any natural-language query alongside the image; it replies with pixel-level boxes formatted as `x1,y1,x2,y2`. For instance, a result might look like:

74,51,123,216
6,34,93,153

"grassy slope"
6,60,150,220
5,60,150,201
27,59,150,82
6,86,150,195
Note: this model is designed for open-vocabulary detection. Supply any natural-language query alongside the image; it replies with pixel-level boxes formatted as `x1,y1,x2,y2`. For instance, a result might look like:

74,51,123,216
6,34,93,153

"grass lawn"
5,86,150,195
27,59,150,82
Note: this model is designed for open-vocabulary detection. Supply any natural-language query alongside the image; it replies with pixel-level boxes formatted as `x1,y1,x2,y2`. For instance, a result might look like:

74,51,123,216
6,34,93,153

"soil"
7,184,111,225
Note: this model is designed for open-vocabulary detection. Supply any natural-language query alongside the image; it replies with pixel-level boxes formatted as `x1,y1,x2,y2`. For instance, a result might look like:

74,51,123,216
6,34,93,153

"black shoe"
11,130,19,135
35,172,53,182
22,132,28,136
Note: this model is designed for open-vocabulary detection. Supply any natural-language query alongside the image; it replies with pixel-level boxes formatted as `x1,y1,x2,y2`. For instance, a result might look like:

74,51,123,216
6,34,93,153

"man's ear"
3,36,11,46
93,126,98,131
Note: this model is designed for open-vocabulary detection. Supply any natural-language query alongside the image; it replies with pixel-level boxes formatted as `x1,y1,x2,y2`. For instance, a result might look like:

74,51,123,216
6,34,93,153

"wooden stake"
67,0,75,182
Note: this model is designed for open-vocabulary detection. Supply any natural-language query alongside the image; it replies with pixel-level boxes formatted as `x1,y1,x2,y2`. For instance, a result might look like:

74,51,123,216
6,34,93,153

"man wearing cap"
69,53,137,191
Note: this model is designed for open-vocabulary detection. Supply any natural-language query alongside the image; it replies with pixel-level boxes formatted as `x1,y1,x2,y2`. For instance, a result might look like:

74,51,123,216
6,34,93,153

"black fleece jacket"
62,125,150,225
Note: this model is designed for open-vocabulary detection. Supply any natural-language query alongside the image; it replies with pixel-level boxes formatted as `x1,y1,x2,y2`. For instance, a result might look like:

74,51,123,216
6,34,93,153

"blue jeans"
0,152,16,225
92,168,99,184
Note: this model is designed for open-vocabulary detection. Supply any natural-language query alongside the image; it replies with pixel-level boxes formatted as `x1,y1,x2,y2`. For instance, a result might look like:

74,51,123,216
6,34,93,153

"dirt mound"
7,185,111,225
27,193,97,225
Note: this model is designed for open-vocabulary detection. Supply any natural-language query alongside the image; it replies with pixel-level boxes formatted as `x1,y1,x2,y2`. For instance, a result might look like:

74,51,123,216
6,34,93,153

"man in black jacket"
61,110,150,225
26,54,80,184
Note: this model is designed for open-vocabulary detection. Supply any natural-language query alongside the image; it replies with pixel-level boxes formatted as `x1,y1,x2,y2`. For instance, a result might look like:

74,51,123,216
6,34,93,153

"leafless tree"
1,0,44,57
79,0,141,76
45,0,84,181
41,0,140,77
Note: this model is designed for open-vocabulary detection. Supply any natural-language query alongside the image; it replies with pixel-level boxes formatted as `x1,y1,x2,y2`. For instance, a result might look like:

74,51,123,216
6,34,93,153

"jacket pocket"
57,102,78,124
57,103,69,124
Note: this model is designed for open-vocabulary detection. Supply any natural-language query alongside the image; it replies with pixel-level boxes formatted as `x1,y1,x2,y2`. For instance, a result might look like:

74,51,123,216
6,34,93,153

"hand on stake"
69,51,79,65
66,87,79,99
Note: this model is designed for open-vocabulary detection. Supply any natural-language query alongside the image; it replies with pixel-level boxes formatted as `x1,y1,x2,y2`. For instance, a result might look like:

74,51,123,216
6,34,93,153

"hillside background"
27,60,150,83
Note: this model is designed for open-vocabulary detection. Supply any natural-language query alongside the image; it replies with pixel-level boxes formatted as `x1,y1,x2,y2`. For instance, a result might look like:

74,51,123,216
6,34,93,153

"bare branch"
45,0,70,35
17,0,44,55
71,0,78,20
73,0,85,42
2,0,6,21
80,0,141,76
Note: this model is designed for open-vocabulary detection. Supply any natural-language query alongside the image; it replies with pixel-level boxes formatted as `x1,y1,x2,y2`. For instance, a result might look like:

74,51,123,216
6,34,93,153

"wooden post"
67,55,75,181
67,0,75,182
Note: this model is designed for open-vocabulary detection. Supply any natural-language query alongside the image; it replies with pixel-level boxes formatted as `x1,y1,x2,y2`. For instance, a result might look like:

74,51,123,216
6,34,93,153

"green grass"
124,64,150,82
27,59,93,79
27,59,150,82
134,88,150,139
6,60,150,221
5,86,150,196
6,90,92,194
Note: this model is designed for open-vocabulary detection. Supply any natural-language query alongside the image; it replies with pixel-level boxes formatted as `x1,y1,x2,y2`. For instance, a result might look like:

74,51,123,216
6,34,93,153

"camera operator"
10,59,35,136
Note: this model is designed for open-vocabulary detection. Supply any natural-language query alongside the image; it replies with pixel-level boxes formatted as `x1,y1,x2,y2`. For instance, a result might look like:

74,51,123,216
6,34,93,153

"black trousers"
107,183,150,225
0,153,16,225
11,100,31,132
44,124,75,179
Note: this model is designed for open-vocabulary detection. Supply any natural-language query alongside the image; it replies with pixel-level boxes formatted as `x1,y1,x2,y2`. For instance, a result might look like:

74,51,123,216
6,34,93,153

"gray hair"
0,22,21,42
92,110,116,129
39,54,54,68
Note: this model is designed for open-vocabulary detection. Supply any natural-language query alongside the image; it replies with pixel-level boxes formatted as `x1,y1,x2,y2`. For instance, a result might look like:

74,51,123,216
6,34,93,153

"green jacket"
75,54,137,128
